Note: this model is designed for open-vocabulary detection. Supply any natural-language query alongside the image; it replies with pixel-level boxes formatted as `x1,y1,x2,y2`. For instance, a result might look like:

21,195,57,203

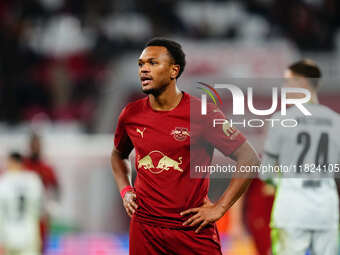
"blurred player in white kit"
262,60,339,255
0,152,43,255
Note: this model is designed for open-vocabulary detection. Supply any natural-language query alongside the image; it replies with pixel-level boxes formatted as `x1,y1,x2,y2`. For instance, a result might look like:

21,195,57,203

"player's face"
6,158,21,170
6,158,15,170
138,46,178,95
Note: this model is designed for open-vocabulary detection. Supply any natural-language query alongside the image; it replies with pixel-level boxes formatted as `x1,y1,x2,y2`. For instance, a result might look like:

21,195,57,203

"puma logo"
136,128,146,138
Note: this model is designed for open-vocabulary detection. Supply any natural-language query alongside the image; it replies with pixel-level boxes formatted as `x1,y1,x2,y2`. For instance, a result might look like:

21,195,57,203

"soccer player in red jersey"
24,133,60,253
24,133,59,193
111,38,260,254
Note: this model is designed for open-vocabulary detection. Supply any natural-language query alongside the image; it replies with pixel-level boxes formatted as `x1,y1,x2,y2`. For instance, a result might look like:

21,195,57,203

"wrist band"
120,185,134,199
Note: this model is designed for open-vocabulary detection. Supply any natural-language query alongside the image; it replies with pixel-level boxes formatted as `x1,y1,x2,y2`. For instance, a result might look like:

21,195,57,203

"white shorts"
271,228,339,255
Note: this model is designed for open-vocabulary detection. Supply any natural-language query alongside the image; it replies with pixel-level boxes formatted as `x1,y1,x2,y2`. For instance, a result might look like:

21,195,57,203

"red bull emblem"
171,127,190,141
137,150,184,174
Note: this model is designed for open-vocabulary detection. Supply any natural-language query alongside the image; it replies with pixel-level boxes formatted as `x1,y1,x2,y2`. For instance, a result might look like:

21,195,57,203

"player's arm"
111,148,137,217
111,148,132,192
181,141,258,232
215,141,258,211
181,103,260,232
46,166,61,201
181,105,259,232
111,107,137,217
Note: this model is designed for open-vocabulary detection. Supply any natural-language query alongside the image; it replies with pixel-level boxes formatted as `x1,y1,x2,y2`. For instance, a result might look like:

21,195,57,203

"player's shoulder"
38,160,54,172
0,172,16,189
186,92,214,106
0,171,13,183
274,106,301,119
315,104,340,117
187,92,200,105
318,105,340,129
271,105,308,120
123,97,147,112
288,103,337,117
308,104,340,125
187,92,224,117
21,170,42,185
119,97,148,118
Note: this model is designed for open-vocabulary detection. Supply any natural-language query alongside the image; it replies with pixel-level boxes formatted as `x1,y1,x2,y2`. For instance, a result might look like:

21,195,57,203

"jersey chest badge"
171,127,190,141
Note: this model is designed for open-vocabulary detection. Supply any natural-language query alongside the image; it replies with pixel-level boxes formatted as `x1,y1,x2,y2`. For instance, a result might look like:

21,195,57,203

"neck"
8,164,21,172
309,90,319,104
149,82,183,111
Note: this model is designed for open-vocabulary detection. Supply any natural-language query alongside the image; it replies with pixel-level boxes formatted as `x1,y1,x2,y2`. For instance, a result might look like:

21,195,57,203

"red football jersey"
24,158,58,190
114,92,246,228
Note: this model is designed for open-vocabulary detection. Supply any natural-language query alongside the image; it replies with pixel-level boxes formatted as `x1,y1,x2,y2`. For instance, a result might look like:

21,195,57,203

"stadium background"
0,0,340,254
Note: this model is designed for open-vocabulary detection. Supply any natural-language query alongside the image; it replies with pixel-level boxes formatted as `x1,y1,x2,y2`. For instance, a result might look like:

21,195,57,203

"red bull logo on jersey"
137,150,184,174
171,127,190,141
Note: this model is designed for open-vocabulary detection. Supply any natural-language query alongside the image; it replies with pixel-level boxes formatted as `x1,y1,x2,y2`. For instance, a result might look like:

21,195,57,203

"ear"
170,64,180,79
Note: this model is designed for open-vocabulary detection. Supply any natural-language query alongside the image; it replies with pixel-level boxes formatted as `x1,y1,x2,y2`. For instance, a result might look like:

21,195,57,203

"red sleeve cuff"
120,185,134,199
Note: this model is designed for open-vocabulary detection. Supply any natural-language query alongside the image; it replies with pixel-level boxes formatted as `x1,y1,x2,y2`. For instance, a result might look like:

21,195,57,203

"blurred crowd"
0,0,339,130
245,0,340,50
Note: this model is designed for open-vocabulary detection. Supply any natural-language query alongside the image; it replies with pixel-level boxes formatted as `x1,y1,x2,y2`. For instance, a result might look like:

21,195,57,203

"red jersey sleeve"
43,165,58,190
203,104,246,156
114,107,134,157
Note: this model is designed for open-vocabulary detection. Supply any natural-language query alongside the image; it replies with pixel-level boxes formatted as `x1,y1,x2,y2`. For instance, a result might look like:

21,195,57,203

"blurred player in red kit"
111,38,260,255
245,178,274,255
24,133,60,253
